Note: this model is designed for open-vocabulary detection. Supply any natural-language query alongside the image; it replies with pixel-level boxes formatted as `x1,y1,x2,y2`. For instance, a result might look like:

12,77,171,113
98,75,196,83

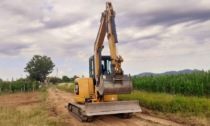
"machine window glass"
91,60,94,75
74,83,79,95
107,60,112,74
101,60,105,74
101,61,105,69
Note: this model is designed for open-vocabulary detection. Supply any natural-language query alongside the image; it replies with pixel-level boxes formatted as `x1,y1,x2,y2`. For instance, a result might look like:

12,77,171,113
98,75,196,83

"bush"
56,83,74,93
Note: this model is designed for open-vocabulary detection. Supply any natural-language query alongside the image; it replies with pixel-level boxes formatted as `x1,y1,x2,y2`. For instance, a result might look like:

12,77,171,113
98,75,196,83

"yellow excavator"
68,2,141,121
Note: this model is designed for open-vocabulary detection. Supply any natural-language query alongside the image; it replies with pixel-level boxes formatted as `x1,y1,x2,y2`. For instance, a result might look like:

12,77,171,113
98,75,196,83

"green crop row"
132,71,210,97
0,80,39,93
119,90,210,114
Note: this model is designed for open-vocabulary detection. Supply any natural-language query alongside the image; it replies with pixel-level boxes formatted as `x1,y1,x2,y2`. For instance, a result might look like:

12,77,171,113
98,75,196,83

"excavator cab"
89,55,113,78
89,55,132,95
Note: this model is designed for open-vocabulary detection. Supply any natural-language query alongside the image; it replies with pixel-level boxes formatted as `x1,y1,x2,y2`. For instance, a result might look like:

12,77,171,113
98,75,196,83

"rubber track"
68,103,93,122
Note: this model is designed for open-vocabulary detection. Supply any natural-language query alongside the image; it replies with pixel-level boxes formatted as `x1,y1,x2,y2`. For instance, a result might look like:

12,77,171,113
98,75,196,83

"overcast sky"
0,0,210,81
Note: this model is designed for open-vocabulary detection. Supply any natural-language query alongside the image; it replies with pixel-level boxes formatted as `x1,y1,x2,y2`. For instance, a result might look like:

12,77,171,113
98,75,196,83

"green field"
119,90,210,125
132,71,210,97
0,80,39,93
119,90,210,114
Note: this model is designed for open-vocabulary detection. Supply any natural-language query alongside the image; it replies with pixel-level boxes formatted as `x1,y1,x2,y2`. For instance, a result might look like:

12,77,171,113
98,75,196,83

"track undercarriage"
68,100,141,122
68,102,93,122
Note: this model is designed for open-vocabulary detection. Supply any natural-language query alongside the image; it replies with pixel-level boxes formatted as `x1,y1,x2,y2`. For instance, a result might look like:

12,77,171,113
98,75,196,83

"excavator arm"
94,9,106,80
106,2,123,75
94,2,123,83
93,2,132,96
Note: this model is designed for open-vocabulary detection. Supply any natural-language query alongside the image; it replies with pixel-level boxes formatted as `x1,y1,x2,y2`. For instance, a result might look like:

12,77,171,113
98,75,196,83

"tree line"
0,76,77,93
0,55,77,93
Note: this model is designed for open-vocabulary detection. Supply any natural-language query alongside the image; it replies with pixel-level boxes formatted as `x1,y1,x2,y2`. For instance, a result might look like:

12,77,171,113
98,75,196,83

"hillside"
136,69,200,77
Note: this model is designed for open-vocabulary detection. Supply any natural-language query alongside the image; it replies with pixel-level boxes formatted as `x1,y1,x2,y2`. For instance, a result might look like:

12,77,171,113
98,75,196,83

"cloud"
43,16,82,29
115,0,210,25
0,42,31,55
0,0,210,80
118,9,210,28
0,0,43,20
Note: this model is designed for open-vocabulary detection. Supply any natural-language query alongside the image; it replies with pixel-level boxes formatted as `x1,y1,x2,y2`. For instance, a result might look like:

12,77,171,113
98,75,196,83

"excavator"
68,2,142,122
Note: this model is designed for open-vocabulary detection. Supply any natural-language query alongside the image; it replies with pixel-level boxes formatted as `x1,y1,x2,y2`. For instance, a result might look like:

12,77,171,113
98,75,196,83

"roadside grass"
119,90,210,125
119,90,210,114
57,83,74,93
0,89,65,126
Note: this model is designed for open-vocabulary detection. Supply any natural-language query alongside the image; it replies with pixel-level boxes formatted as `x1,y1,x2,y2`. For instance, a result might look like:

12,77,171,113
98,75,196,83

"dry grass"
0,91,65,126
57,83,74,93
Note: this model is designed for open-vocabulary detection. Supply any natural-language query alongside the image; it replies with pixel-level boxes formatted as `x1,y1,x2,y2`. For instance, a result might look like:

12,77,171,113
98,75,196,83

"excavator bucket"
85,100,141,116
98,74,133,95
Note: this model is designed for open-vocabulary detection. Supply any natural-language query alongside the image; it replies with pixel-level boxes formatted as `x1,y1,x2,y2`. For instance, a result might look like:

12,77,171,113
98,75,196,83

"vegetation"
61,76,74,83
24,55,55,83
119,90,210,114
57,83,74,93
0,79,39,93
0,75,76,93
119,90,210,125
47,77,61,84
0,91,65,126
47,76,75,84
132,71,210,97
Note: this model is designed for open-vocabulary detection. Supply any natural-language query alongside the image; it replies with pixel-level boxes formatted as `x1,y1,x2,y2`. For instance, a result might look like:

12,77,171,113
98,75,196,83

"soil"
47,87,184,126
0,92,40,107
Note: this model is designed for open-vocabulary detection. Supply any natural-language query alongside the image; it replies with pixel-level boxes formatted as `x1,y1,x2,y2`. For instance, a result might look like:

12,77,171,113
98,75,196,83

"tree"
48,77,61,84
62,76,70,82
73,75,79,80
24,55,55,83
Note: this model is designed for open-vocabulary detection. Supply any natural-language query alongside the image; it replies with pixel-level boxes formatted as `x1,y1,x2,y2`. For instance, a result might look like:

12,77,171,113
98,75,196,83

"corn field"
132,71,210,97
0,80,39,93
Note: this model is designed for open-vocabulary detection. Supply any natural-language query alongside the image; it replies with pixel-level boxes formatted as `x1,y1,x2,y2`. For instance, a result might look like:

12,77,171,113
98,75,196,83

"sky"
0,0,210,81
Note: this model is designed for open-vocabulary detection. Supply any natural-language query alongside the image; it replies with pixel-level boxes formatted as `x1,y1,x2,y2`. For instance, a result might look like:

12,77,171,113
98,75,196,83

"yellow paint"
104,94,118,102
73,77,118,103
73,2,124,104
94,2,124,78
74,78,94,103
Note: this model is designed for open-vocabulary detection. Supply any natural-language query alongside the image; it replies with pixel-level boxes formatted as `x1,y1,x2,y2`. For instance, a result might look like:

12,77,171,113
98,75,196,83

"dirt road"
47,87,184,126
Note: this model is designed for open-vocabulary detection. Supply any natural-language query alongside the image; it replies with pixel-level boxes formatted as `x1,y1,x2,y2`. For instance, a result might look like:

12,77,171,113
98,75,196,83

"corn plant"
132,70,210,97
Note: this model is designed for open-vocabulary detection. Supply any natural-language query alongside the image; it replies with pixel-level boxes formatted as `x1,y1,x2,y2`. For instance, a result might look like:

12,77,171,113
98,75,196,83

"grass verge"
119,90,210,125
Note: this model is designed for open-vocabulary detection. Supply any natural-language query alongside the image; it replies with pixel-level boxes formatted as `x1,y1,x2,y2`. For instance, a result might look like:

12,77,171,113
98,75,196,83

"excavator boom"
94,2,133,96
